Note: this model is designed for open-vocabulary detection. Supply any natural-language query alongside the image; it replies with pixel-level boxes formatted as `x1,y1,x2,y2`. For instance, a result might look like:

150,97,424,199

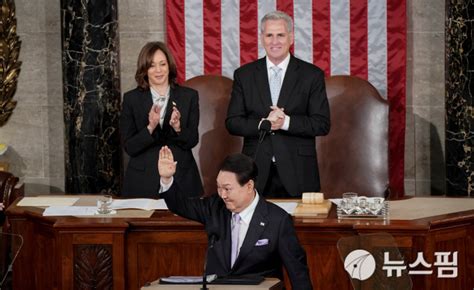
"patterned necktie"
230,213,241,267
156,96,166,108
270,66,282,105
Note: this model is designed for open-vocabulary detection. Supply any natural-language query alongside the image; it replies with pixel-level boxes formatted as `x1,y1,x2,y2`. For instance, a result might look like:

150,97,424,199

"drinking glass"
342,192,358,214
97,195,113,214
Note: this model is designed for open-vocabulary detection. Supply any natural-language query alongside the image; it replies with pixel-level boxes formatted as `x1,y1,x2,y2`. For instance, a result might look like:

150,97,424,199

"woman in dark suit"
120,41,203,198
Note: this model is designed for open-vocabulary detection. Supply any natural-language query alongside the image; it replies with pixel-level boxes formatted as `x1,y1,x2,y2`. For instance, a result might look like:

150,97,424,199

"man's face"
261,19,293,65
216,171,255,213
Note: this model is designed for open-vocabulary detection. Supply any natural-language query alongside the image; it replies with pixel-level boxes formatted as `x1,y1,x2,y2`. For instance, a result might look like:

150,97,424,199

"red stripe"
277,0,294,54
239,1,258,65
387,0,407,198
166,0,186,84
203,0,222,75
313,0,331,76
350,0,368,79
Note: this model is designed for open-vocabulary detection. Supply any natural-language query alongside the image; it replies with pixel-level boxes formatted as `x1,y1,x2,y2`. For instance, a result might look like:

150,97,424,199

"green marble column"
445,0,473,196
61,0,122,194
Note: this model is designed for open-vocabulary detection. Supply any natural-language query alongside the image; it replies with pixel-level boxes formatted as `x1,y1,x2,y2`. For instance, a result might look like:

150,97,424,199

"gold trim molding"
0,0,21,126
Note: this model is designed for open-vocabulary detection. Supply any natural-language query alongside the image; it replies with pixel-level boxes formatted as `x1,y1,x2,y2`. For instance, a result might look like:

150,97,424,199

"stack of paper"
110,199,168,211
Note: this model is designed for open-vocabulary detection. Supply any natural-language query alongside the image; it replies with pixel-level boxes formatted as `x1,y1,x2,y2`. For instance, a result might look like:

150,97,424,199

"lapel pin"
172,101,177,106
260,222,265,226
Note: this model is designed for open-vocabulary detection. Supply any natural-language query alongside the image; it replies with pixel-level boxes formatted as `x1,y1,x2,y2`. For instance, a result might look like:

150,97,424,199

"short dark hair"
135,41,178,90
219,154,258,186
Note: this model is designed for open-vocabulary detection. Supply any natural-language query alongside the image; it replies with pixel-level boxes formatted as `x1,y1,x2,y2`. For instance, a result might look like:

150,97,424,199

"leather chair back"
0,171,24,279
317,76,389,198
184,76,242,195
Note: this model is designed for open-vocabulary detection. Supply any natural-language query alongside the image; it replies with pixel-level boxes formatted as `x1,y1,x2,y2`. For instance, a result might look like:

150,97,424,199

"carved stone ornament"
0,0,21,126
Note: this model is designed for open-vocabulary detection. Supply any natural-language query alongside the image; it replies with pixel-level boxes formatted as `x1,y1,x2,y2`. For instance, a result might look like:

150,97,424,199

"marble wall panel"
61,0,122,193
406,0,446,196
413,106,446,195
445,0,474,196
117,0,164,33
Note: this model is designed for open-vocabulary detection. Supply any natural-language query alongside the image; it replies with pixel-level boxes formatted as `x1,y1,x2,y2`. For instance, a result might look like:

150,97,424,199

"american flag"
165,0,406,197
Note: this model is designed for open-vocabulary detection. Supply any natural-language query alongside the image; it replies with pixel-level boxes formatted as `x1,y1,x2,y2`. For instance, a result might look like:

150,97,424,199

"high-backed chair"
185,75,242,195
317,76,389,199
0,171,24,281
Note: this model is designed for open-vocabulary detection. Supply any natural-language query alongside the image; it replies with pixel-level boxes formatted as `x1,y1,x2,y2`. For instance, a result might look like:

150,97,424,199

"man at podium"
158,146,312,289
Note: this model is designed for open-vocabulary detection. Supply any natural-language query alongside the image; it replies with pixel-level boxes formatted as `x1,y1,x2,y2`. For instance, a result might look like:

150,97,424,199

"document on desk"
271,202,298,215
43,206,97,216
18,196,79,207
110,199,168,211
158,274,217,284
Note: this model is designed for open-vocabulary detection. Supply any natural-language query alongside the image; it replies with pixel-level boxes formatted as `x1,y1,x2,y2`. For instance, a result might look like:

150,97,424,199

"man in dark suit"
158,146,312,289
226,11,330,198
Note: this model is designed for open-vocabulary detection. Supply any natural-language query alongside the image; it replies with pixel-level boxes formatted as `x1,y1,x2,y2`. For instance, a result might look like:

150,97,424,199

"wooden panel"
6,201,474,290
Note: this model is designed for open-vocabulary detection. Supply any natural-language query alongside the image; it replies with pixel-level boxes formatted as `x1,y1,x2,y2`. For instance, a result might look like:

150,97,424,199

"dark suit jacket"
161,183,313,290
226,56,330,196
120,85,203,198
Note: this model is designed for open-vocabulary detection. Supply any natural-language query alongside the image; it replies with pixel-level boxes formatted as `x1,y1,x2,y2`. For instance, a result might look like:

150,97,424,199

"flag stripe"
166,0,185,83
166,0,407,196
294,0,313,63
277,0,294,54
313,0,331,76
221,0,240,78
350,0,368,79
185,0,203,80
387,0,407,198
240,1,258,65
204,0,222,75
257,0,276,58
368,0,387,97
330,0,350,75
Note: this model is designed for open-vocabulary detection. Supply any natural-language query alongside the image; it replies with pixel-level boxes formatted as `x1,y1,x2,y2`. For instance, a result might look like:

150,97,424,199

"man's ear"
247,179,255,191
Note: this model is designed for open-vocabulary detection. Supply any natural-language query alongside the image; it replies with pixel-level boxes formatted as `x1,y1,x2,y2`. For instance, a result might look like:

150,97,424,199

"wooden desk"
6,197,474,290
141,278,282,289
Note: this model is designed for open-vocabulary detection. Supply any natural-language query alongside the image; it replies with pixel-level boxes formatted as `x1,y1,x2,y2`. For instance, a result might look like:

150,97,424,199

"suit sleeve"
120,92,155,157
278,215,313,290
287,69,331,138
161,182,214,225
225,70,261,138
167,90,200,150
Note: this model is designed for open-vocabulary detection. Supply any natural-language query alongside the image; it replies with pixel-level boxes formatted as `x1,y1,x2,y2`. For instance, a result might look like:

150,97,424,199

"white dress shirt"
150,86,170,127
232,192,260,256
265,54,291,131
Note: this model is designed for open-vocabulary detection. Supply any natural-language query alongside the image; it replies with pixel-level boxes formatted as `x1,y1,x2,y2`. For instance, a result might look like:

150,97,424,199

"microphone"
201,223,220,290
254,119,272,160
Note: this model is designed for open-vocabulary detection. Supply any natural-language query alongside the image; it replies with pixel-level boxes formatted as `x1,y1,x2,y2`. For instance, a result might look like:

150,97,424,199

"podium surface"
6,196,474,290
141,278,282,289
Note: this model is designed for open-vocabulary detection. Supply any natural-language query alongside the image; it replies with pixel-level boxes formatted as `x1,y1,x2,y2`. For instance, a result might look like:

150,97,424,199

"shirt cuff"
159,177,174,193
281,115,290,131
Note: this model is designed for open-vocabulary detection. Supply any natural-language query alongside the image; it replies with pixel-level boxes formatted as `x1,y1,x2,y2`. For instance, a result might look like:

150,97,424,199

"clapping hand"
169,105,181,132
147,104,161,133
158,146,177,185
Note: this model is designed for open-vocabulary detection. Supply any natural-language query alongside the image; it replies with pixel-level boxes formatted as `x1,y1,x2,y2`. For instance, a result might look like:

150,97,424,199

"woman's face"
147,49,169,88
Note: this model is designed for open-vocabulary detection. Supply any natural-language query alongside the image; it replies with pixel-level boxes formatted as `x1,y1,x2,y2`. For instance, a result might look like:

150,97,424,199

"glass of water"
342,192,358,214
97,195,113,214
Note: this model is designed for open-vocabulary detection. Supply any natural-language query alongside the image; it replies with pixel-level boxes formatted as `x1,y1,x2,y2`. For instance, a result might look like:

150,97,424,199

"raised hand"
158,146,177,184
169,105,181,132
147,104,161,133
